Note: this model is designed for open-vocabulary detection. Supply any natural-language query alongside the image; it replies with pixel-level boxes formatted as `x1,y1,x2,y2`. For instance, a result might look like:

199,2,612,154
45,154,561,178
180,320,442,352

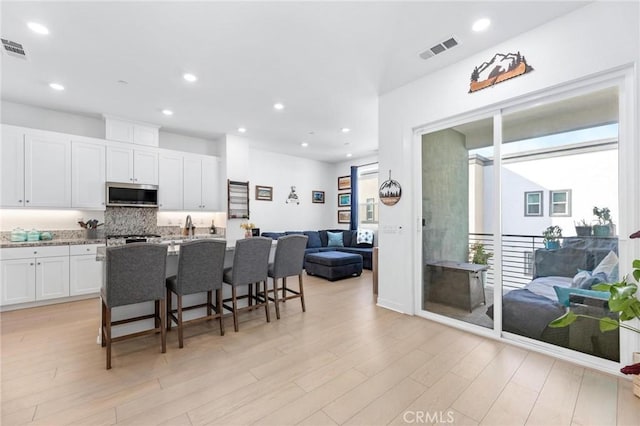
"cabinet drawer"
70,244,104,256
0,245,70,260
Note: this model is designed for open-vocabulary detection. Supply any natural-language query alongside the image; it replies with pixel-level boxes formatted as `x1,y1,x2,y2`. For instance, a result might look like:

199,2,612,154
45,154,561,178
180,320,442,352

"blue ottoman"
305,251,363,281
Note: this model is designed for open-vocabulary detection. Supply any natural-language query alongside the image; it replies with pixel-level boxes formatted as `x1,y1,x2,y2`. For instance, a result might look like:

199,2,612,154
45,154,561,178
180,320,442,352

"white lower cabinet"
36,256,70,301
69,244,104,296
0,245,74,307
0,258,36,305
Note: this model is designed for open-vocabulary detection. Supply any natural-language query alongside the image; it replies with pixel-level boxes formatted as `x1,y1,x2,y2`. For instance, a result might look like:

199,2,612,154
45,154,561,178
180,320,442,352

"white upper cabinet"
0,125,25,207
72,140,106,209
183,155,220,211
158,150,184,210
105,116,159,147
2,125,72,208
133,149,159,184
106,142,158,185
201,157,220,211
24,131,72,208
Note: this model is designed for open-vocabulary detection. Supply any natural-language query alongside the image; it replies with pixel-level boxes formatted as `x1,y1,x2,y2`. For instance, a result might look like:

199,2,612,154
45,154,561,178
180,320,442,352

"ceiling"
0,1,588,163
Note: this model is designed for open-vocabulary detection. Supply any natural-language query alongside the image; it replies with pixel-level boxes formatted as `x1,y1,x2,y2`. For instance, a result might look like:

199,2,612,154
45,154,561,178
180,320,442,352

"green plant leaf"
549,311,577,328
632,259,640,269
634,269,640,283
612,284,638,299
592,283,613,292
599,317,619,332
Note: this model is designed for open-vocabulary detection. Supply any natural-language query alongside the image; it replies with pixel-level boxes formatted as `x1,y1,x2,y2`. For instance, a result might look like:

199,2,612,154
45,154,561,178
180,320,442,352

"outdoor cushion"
553,286,609,307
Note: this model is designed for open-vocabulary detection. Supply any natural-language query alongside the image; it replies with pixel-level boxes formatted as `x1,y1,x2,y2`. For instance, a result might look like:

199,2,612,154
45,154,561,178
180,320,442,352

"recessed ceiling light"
273,103,284,110
162,109,173,116
472,18,491,32
301,142,309,147
341,128,350,133
183,73,197,82
238,127,247,133
346,153,353,158
27,22,49,35
49,82,64,91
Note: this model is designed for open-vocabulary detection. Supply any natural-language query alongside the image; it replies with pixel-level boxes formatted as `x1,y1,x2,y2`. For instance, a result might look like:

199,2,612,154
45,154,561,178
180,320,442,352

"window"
524,191,543,216
357,165,379,224
550,190,571,216
365,198,375,221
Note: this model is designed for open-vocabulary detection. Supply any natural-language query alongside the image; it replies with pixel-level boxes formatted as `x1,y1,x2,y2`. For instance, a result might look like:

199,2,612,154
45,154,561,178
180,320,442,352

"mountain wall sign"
469,51,533,93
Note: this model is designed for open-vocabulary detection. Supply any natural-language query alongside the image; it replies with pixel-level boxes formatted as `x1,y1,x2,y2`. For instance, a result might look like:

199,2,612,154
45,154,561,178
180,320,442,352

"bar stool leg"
217,288,225,336
166,288,172,331
263,281,271,323
105,304,112,370
160,298,166,353
272,277,281,320
101,300,106,347
282,277,287,302
177,294,184,348
299,273,306,312
232,285,239,332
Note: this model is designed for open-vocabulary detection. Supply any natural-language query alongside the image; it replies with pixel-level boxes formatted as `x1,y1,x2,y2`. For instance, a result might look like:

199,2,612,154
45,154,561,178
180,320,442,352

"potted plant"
593,206,614,237
240,222,256,238
550,257,640,398
542,225,562,249
574,219,592,237
469,242,493,265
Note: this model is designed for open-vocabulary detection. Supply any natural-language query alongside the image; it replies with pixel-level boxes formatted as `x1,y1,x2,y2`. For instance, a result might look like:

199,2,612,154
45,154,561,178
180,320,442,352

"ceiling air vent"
2,38,26,59
419,35,460,60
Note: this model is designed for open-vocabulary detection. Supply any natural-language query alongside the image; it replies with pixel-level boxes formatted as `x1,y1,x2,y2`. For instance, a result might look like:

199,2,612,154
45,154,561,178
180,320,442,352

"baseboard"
376,297,409,314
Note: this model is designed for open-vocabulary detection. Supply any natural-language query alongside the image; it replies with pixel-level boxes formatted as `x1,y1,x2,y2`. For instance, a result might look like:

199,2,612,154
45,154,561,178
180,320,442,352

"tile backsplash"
104,207,158,235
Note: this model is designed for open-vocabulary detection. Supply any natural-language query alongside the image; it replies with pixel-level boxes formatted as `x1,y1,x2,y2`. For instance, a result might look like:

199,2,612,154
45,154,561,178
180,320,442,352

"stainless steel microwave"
106,182,159,207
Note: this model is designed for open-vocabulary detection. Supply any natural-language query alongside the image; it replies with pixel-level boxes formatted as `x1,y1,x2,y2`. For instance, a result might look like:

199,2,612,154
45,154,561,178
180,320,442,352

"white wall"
0,100,222,156
1,100,104,138
248,149,337,232
377,2,640,315
159,130,223,156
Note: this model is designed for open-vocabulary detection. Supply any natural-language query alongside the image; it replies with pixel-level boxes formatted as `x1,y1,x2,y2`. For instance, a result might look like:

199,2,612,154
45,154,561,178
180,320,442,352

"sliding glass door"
421,116,495,329
499,87,619,361
420,83,622,362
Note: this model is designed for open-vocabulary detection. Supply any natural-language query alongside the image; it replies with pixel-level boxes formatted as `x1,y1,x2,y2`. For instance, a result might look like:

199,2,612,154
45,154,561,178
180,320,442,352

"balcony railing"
468,233,547,290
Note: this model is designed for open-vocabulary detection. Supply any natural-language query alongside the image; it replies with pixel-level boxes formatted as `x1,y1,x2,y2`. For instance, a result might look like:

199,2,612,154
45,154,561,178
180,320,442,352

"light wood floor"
1,271,639,425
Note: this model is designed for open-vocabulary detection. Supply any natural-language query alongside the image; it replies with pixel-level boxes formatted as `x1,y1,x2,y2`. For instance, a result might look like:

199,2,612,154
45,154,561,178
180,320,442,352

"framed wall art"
255,185,273,201
312,190,325,203
337,210,351,224
338,193,351,207
338,175,351,190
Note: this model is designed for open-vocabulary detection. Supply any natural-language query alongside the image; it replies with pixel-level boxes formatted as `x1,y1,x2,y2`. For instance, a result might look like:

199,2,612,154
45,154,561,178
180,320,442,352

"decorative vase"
634,352,640,398
593,224,611,237
575,226,592,237
245,230,252,238
544,241,560,250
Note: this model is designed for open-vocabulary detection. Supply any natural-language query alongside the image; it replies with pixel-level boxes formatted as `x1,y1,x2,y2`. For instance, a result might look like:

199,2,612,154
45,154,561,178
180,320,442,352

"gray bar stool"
101,243,168,370
268,234,308,319
222,237,272,332
166,239,227,348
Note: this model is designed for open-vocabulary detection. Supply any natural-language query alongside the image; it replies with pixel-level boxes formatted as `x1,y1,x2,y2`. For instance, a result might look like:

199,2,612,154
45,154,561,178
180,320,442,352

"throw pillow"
327,231,344,247
571,270,592,288
303,231,322,249
578,271,608,290
356,229,374,246
592,250,618,281
553,285,609,307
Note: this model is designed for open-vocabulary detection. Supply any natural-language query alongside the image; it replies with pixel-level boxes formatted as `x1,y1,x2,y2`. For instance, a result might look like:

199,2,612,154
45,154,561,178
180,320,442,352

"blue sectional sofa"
261,229,375,270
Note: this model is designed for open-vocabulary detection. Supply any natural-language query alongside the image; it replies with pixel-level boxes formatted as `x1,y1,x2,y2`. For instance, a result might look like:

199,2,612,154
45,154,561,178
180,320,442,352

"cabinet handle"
33,251,37,254
30,263,34,266
86,248,91,251
37,262,41,265
18,199,22,203
26,200,30,203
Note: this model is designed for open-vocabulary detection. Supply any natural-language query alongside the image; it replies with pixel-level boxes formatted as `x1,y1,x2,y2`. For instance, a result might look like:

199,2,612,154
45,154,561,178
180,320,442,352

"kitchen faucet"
185,215,193,239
